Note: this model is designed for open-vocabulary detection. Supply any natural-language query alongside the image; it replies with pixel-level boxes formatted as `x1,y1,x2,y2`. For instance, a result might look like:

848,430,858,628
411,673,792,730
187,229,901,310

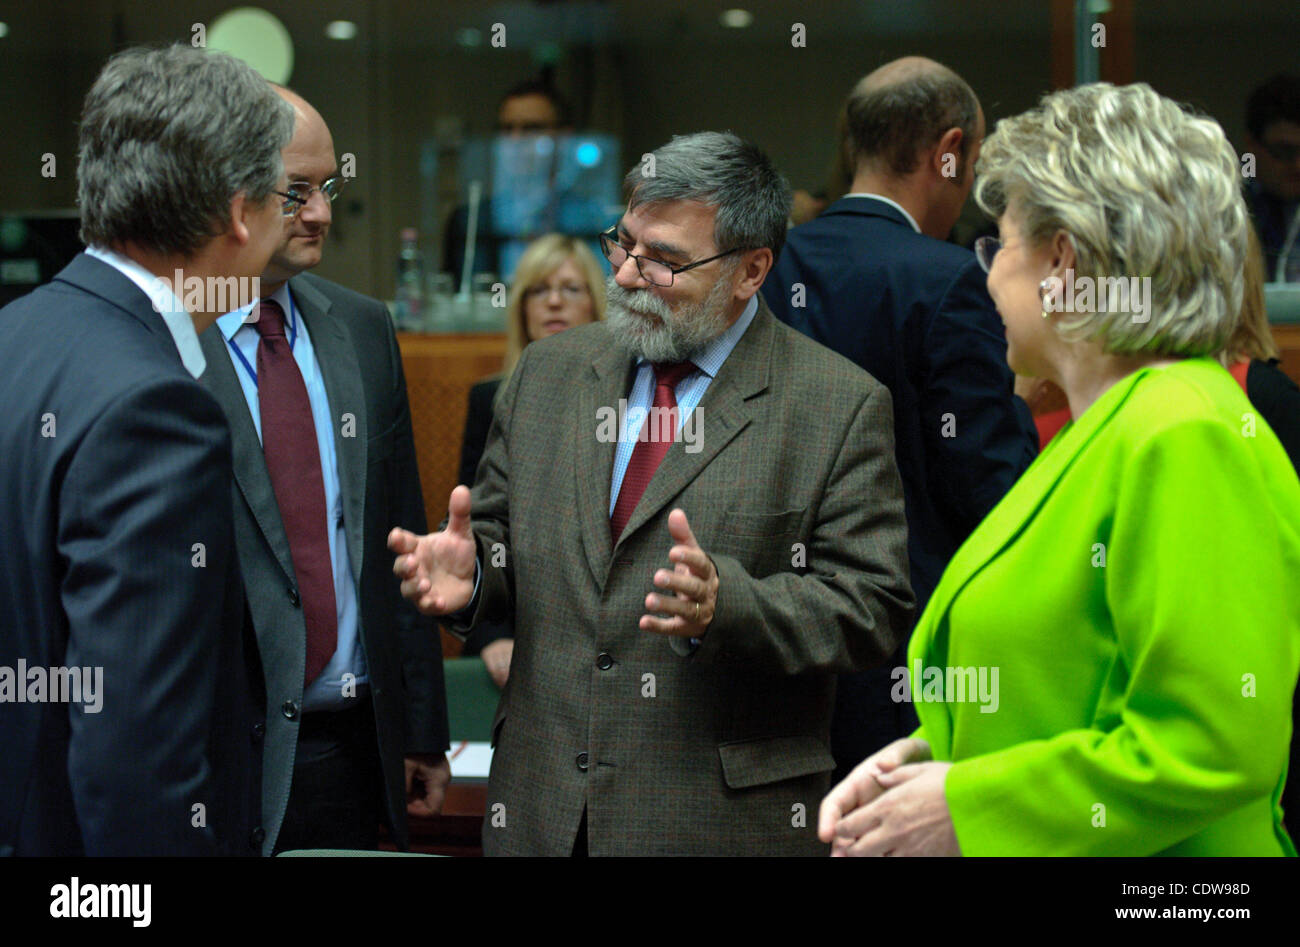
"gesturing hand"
640,508,719,638
389,484,477,615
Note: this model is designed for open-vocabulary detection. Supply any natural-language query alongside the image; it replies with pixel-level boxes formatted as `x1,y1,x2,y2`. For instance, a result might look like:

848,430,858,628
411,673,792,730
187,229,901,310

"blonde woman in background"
456,234,606,684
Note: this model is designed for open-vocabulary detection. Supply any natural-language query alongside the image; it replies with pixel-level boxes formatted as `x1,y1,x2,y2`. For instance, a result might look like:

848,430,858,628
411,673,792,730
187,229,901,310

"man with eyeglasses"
391,131,913,855
443,80,572,290
1244,74,1300,282
761,58,1038,789
200,85,450,855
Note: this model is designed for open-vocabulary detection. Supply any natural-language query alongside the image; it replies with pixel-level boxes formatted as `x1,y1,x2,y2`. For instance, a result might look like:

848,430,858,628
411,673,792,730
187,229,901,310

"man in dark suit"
762,57,1038,782
392,131,914,855
0,45,293,855
200,86,450,855
443,80,570,291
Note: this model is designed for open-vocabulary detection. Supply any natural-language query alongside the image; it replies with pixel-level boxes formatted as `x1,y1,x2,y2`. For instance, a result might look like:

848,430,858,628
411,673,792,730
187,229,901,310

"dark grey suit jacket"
452,297,914,855
0,253,258,855
199,272,448,854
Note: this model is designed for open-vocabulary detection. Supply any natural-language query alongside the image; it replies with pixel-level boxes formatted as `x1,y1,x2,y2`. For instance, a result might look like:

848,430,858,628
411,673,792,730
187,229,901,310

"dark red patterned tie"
254,299,337,684
610,361,697,545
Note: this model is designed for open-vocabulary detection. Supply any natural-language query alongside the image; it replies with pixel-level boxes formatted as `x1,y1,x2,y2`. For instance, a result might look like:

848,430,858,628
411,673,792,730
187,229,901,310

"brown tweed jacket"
451,297,913,855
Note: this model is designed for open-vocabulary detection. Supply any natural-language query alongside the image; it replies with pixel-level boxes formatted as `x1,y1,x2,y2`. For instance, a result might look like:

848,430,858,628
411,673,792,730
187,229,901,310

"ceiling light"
720,9,753,29
325,20,357,41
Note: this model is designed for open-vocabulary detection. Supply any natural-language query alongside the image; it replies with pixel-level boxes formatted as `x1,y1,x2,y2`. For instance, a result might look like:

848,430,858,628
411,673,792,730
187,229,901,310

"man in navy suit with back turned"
0,45,293,855
762,57,1037,783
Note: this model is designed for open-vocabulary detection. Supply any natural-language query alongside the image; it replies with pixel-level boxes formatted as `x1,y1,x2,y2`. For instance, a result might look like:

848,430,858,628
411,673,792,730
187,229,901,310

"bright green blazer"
909,357,1300,855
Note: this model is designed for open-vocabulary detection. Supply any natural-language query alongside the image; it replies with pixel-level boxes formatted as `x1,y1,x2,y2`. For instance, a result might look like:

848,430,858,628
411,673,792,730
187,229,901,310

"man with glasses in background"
391,131,913,855
1245,74,1300,282
201,85,450,855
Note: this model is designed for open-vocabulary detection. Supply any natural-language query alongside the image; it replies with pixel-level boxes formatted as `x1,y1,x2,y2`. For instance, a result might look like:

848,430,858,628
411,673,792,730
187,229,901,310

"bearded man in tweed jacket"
392,131,913,855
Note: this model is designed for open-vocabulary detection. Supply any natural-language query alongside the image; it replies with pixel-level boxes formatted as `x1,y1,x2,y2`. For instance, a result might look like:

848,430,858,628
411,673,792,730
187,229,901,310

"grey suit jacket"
452,297,914,855
199,273,448,854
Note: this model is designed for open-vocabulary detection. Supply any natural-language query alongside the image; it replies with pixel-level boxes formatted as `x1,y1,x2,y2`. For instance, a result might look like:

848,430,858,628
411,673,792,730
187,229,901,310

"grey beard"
604,273,734,363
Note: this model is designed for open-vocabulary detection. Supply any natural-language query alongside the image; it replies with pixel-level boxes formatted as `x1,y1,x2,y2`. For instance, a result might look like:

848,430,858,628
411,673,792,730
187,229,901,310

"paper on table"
447,741,494,780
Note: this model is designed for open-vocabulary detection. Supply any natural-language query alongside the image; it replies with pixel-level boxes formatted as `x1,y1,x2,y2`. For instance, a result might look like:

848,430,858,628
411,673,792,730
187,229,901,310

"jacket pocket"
717,734,834,790
711,507,807,578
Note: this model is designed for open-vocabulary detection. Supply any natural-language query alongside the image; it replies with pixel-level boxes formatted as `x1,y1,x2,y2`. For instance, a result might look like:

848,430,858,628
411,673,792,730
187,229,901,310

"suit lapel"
197,326,296,584
290,277,367,582
612,300,773,552
576,343,634,588
56,253,184,367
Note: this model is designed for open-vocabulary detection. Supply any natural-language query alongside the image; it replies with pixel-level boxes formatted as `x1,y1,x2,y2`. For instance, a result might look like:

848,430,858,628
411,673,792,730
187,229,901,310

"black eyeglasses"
599,227,748,287
273,176,347,218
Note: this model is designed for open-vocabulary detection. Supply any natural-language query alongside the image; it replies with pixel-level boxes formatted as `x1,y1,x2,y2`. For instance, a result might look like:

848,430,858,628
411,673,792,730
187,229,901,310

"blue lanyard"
226,294,298,388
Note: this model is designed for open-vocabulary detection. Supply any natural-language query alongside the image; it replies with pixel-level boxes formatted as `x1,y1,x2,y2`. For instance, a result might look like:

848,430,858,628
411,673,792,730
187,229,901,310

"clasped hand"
817,737,961,856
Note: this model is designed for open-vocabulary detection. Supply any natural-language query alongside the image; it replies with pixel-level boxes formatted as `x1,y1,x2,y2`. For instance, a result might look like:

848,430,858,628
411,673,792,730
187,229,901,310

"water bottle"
395,228,425,330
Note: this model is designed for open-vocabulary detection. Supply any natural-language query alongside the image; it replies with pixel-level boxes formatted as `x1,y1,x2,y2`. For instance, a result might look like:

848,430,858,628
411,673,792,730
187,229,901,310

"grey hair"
973,82,1248,357
77,44,295,256
624,131,792,261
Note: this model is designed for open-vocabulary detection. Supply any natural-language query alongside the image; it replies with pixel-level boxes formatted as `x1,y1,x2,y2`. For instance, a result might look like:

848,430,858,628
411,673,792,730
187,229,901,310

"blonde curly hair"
974,82,1248,357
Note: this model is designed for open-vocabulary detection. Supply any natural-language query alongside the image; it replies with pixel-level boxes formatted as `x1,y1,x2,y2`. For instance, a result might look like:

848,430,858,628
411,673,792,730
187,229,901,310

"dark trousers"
273,699,385,854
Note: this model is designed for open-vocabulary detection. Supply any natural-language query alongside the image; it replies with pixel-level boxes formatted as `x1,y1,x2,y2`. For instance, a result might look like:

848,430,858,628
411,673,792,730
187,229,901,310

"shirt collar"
636,293,758,379
216,282,294,343
84,245,206,378
842,193,923,234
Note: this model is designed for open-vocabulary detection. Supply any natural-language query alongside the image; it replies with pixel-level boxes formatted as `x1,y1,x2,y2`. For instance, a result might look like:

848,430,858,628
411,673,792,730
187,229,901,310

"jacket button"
250,827,265,849
281,700,299,720
251,721,266,743
288,587,300,606
576,752,589,772
596,652,613,670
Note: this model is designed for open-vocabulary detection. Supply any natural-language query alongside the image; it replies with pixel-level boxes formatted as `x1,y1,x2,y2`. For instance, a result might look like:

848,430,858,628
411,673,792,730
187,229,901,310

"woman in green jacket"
819,82,1300,856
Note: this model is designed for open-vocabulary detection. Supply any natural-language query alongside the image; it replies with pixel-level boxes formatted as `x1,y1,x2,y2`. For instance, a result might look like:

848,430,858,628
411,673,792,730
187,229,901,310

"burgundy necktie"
254,299,337,684
610,361,697,545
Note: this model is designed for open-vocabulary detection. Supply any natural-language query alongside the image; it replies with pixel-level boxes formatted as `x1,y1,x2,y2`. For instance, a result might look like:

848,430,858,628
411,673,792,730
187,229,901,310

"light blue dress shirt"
609,294,758,513
216,284,366,712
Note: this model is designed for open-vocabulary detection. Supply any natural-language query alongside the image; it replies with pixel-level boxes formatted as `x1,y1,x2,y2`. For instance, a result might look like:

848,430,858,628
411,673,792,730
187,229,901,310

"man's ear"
734,247,773,301
225,191,252,247
932,126,964,181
